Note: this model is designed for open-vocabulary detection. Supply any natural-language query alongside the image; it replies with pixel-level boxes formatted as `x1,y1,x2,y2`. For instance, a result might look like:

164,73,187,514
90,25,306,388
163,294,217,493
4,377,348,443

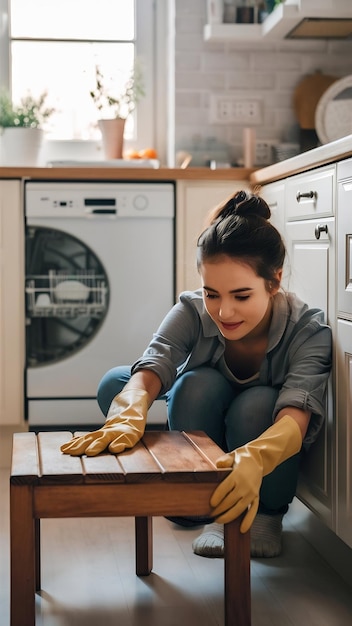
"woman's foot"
250,513,283,557
192,513,284,558
192,522,224,557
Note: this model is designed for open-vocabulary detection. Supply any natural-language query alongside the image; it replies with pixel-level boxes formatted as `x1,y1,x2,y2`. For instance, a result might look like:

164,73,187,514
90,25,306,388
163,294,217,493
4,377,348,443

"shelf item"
315,75,352,145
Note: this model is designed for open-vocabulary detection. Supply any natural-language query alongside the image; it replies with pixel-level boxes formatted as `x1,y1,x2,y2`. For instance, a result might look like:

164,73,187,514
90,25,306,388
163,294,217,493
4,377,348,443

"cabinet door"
261,180,290,289
285,217,335,325
176,181,249,294
0,180,25,425
285,216,335,528
336,319,352,548
337,174,352,320
261,179,285,234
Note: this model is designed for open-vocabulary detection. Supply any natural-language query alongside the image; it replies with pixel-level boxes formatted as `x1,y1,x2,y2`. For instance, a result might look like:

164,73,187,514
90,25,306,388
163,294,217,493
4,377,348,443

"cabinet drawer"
286,166,335,221
337,156,352,181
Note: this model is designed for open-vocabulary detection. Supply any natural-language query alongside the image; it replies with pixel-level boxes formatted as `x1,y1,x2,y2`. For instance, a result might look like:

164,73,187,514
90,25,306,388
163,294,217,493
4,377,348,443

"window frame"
0,0,172,162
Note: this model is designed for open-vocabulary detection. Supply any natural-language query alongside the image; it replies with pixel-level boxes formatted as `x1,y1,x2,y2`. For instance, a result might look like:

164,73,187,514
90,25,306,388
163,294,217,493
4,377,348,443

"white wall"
174,0,352,164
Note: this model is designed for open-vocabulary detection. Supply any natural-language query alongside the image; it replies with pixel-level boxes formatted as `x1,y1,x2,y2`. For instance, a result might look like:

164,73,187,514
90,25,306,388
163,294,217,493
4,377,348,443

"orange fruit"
125,149,142,159
138,147,158,159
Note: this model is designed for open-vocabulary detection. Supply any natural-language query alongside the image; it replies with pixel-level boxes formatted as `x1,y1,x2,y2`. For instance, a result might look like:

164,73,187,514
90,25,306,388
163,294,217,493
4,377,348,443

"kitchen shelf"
204,0,352,42
204,3,299,42
204,23,262,42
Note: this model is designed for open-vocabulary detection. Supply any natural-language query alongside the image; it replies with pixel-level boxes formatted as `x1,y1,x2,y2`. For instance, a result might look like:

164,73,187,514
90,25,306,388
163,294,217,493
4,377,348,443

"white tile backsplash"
174,1,352,165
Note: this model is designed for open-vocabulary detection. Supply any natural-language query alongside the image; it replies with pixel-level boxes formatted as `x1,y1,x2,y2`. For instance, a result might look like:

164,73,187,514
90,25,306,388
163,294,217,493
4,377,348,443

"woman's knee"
97,366,131,416
167,367,234,446
168,368,234,414
225,386,279,449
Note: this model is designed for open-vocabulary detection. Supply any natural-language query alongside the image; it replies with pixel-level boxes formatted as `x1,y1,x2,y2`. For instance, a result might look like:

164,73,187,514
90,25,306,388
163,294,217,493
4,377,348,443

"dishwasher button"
133,194,148,211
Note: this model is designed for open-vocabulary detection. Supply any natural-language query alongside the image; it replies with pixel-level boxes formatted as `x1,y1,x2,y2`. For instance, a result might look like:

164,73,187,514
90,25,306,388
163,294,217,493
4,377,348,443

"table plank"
142,431,220,473
82,453,125,482
117,440,164,474
37,432,84,484
10,433,39,484
182,431,226,465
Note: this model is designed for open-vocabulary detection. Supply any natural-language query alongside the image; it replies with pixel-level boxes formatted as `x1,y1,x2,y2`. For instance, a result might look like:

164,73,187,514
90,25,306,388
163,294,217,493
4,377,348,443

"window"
1,0,162,153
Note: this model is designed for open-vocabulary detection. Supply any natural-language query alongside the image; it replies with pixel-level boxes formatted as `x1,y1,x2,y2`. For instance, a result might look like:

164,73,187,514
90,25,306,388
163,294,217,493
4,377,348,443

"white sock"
250,513,283,558
192,522,224,558
192,514,284,559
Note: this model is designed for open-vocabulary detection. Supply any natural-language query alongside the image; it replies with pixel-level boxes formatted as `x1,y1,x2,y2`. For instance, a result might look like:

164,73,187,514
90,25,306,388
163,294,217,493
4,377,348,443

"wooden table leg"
10,484,36,626
35,518,41,591
224,518,251,626
135,516,153,576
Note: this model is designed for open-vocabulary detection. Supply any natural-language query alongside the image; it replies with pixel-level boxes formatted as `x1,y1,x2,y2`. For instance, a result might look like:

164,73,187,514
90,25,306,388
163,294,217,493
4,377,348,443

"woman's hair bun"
219,190,271,222
198,188,286,282
232,190,271,220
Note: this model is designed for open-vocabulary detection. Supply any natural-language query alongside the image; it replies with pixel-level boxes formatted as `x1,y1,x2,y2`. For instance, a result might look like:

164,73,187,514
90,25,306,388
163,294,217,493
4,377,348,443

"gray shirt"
132,290,332,446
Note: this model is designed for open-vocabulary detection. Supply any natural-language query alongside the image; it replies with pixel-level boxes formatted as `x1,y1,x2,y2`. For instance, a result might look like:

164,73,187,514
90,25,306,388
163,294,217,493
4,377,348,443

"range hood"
263,0,352,40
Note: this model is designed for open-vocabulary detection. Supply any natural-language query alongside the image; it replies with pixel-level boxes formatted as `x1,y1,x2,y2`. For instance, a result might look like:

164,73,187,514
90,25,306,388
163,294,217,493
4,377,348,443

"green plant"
90,62,145,120
0,89,55,129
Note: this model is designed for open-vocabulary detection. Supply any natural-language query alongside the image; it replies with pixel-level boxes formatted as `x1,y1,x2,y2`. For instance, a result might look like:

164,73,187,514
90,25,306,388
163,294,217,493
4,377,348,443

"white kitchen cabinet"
285,217,335,325
260,179,290,289
335,159,352,548
261,165,336,529
0,180,25,425
336,319,352,547
285,215,335,528
337,164,352,320
176,180,249,294
261,179,285,234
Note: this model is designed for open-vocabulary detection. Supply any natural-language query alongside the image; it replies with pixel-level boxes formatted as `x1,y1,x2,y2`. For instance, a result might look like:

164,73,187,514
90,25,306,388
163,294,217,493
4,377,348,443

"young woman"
61,190,332,558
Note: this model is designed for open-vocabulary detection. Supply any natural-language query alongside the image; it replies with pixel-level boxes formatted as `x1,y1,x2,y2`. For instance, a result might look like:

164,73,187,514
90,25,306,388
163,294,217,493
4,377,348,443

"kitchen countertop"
1,135,351,184
250,134,352,186
0,165,254,181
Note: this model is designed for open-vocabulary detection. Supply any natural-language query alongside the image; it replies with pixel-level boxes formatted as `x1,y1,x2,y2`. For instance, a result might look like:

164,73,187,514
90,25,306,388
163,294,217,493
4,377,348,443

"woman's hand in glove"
210,448,262,533
60,388,150,457
210,415,302,533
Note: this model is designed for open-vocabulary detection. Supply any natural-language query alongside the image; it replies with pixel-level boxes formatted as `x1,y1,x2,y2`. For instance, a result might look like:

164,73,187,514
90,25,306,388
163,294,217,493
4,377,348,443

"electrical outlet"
210,95,263,124
255,140,278,165
218,99,233,121
232,100,261,123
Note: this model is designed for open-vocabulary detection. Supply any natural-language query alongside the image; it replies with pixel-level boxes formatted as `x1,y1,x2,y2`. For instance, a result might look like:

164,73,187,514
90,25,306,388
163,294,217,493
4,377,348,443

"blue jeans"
97,366,302,513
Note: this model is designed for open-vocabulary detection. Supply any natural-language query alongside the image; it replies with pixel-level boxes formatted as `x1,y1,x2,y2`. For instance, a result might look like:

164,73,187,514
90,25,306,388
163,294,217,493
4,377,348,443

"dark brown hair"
197,190,285,289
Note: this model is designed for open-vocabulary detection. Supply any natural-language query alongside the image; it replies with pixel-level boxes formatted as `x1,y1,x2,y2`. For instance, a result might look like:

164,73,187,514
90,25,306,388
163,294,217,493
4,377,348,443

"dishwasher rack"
25,270,108,318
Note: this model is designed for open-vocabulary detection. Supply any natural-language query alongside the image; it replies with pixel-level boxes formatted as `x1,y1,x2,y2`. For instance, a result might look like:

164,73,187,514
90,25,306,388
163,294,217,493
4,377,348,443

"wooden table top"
10,430,231,487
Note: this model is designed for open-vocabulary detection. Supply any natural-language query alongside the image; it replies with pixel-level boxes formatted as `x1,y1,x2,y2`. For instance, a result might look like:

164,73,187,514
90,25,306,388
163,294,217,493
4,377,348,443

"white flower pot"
98,118,126,160
0,127,44,166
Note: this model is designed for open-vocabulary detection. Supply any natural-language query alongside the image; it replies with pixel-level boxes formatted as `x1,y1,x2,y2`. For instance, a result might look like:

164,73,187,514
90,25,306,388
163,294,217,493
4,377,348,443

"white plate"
315,75,352,144
53,280,90,303
47,159,160,168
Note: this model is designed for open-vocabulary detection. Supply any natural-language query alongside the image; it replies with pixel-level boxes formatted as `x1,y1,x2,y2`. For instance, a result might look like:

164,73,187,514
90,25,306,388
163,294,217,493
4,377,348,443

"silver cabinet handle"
296,190,317,202
315,224,328,239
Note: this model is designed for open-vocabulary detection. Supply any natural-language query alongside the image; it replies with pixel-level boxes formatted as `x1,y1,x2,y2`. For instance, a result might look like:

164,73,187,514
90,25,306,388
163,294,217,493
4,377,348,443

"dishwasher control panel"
25,182,175,218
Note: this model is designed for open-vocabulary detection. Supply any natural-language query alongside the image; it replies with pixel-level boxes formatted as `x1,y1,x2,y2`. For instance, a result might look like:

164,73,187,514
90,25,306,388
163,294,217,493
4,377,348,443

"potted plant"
0,90,55,166
89,62,145,159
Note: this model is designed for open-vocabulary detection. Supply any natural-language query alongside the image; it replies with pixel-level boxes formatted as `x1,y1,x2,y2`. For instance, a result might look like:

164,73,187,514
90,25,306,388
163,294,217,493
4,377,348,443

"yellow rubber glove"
60,388,149,456
210,415,302,533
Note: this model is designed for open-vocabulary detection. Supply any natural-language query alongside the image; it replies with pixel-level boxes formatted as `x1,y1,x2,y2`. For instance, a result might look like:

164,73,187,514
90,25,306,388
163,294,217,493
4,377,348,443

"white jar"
207,0,224,24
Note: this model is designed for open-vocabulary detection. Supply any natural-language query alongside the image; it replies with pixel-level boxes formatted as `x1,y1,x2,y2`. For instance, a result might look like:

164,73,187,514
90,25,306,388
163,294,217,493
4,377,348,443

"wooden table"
10,430,251,626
